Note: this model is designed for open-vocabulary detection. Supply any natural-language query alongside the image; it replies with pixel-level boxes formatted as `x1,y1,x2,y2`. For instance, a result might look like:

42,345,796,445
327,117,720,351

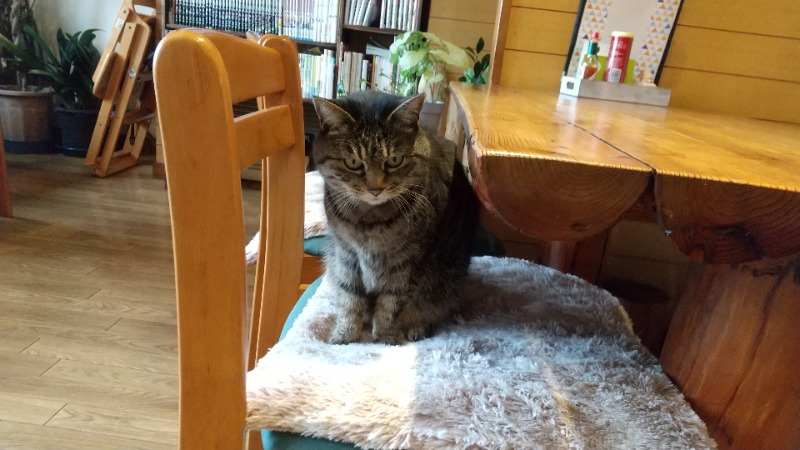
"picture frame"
564,0,684,84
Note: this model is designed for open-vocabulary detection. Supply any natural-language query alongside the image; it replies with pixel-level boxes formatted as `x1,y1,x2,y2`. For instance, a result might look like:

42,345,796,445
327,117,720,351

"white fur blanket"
246,257,714,449
246,171,327,264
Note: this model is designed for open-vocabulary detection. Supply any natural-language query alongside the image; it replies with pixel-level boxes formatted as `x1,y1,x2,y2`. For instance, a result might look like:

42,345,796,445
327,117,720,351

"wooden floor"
0,153,260,449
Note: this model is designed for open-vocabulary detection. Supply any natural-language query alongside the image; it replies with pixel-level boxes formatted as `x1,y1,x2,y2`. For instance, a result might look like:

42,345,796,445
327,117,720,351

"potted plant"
389,31,490,130
0,25,101,157
0,0,54,153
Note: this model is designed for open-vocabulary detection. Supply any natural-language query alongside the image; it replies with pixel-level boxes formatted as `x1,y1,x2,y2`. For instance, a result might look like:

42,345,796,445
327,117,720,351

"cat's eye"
343,157,363,171
385,155,405,169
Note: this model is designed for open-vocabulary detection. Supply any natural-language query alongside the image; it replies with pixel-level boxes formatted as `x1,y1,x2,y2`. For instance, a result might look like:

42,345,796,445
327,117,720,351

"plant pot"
0,85,54,153
54,107,100,158
419,101,445,133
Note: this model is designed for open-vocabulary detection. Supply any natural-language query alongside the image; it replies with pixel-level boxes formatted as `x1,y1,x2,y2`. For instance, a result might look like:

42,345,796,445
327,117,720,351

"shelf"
164,24,337,50
342,24,405,35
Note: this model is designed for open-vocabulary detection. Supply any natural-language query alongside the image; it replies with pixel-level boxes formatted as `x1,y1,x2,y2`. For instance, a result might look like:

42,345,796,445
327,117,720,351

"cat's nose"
368,188,383,197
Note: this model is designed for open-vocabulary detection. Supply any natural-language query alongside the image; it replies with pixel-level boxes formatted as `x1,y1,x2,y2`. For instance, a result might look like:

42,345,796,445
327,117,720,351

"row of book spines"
299,50,336,99
345,0,420,30
338,50,396,96
171,0,338,42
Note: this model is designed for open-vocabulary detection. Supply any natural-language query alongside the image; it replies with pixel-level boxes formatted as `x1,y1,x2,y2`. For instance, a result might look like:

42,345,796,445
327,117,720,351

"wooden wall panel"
499,50,565,90
496,4,578,91
505,7,575,55
427,17,495,52
430,0,498,25
659,68,800,124
666,27,800,83
660,0,800,123
512,0,579,13
677,0,800,38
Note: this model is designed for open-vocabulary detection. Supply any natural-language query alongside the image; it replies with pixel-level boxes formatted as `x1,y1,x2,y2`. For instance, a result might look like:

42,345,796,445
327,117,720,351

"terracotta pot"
0,85,54,153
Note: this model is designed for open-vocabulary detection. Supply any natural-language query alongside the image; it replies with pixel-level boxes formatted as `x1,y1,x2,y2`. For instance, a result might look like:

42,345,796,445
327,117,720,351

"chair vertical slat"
155,30,248,449
251,35,306,361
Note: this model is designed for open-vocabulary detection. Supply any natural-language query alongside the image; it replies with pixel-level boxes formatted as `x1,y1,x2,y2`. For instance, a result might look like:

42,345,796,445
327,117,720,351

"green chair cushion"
302,236,327,256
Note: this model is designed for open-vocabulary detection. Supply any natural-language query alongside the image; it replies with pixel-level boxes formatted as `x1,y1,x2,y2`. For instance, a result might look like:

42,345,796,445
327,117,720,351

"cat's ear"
313,97,355,133
387,94,426,133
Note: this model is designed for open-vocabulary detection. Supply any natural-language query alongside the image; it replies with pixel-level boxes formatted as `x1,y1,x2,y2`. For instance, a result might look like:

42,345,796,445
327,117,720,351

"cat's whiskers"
401,188,435,223
329,189,359,217
391,193,415,226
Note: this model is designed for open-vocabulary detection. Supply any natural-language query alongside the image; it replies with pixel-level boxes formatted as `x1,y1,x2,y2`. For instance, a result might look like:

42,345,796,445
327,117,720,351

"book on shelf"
345,0,420,31
338,46,396,96
299,50,336,99
171,0,338,43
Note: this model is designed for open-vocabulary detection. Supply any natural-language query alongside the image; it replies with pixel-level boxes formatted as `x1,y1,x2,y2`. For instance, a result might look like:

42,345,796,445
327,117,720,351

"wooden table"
444,82,800,448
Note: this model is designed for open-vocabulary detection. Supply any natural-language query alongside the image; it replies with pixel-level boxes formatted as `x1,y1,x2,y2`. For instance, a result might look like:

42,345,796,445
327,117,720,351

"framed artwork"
564,0,684,84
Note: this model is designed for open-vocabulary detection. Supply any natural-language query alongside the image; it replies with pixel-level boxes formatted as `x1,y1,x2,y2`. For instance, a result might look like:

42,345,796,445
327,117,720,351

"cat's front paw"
371,324,430,345
327,316,364,344
404,325,429,342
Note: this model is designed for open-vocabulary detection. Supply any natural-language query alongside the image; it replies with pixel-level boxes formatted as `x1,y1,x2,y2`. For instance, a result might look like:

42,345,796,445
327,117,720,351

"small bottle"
604,31,634,83
577,32,600,80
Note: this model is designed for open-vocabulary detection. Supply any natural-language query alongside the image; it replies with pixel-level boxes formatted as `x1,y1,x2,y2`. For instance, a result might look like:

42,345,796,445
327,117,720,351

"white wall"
32,0,127,52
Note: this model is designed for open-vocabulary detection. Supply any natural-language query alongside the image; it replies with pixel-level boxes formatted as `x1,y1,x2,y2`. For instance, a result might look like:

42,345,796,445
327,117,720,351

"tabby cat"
312,91,478,344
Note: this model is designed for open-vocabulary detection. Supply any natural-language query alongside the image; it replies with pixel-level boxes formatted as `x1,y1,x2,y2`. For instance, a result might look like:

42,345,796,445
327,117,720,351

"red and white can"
604,31,634,83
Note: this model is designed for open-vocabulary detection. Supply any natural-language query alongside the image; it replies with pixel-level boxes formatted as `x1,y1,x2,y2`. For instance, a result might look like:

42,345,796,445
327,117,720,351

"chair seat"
249,256,714,449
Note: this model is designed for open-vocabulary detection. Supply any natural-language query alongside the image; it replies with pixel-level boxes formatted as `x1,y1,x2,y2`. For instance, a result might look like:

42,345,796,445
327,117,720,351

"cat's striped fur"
312,91,478,344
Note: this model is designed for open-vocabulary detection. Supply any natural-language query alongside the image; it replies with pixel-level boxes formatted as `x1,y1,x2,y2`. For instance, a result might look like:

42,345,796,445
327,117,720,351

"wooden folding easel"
85,0,157,177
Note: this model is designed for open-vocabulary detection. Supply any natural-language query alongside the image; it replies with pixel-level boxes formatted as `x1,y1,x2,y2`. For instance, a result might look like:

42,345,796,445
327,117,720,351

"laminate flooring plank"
0,301,118,330
47,403,178,446
0,332,38,352
0,392,65,425
0,421,175,450
0,375,177,416
0,288,176,324
23,337,178,374
41,359,178,395
0,349,59,377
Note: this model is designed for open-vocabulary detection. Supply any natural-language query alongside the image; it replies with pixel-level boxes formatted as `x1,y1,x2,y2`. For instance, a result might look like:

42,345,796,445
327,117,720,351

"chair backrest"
153,29,305,449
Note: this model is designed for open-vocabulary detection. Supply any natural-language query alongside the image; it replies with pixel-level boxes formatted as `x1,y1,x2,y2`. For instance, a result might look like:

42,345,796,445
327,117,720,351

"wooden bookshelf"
161,0,430,99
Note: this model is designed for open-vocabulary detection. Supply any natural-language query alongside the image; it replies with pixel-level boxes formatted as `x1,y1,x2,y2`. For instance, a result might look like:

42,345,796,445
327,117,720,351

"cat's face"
312,92,428,206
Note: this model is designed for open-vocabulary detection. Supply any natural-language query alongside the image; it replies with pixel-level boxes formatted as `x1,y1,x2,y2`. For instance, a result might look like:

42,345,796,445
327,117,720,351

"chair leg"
247,430,264,450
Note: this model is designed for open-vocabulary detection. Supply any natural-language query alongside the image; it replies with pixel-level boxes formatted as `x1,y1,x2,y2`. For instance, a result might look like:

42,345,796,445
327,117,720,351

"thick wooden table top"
447,82,800,263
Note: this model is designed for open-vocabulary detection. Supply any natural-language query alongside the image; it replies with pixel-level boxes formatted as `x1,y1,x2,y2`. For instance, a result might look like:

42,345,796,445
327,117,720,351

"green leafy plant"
460,37,490,84
0,0,40,88
0,25,100,109
389,31,471,101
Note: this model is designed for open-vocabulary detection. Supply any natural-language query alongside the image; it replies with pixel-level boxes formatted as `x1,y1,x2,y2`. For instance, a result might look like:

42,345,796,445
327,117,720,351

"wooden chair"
154,29,305,448
86,0,157,177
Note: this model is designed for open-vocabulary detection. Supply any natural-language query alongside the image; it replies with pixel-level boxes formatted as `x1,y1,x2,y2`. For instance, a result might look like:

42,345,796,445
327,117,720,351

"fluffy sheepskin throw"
246,171,327,265
246,257,714,449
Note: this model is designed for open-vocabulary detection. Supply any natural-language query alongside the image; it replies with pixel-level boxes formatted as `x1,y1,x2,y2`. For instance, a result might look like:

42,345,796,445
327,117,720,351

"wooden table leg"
659,254,800,449
540,231,609,284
